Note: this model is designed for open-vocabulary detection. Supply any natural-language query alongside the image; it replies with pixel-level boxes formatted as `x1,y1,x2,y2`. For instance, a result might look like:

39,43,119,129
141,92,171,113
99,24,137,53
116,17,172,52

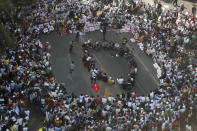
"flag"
91,83,100,92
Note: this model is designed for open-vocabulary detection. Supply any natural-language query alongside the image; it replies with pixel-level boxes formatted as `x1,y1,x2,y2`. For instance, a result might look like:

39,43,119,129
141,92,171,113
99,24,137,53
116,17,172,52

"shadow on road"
28,103,44,131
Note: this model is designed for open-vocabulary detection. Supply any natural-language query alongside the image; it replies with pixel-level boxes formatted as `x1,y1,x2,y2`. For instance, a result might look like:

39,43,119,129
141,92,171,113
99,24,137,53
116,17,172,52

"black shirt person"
192,6,196,15
75,32,80,42
173,0,178,6
69,41,74,53
103,25,107,41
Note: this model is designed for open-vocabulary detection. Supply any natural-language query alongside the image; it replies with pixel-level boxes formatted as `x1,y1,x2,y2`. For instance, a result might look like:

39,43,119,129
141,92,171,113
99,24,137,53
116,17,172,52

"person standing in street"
103,25,107,41
173,0,178,6
75,32,80,42
69,41,74,53
180,2,184,12
153,0,157,7
192,6,196,22
192,6,196,15
90,68,98,84
69,61,75,75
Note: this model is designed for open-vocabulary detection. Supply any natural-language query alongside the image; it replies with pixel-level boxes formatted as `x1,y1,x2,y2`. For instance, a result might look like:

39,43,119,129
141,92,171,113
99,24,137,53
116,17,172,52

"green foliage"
0,0,38,12
0,0,38,52
0,25,15,49
12,0,38,6
0,0,13,12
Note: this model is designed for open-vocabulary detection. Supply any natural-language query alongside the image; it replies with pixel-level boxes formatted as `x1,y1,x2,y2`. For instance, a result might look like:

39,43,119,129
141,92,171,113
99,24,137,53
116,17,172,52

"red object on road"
172,122,180,126
91,82,100,92
85,61,91,68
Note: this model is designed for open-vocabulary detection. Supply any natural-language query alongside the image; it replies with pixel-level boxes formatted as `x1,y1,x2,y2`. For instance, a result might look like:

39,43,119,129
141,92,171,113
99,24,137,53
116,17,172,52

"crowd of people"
0,0,197,130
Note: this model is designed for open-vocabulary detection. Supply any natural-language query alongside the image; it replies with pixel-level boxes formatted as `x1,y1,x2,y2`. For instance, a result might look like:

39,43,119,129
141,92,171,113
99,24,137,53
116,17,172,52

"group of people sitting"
82,38,137,89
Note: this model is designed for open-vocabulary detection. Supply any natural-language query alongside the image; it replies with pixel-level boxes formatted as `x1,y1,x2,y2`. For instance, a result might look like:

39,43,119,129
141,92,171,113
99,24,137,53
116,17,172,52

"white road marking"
128,44,160,86
92,54,104,70
134,53,149,71
135,53,159,85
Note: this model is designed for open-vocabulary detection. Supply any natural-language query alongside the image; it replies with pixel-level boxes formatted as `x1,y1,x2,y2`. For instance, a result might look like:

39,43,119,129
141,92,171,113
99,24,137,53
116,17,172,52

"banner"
153,63,162,78
89,26,95,31
44,23,49,26
49,26,54,31
43,28,48,33
39,24,44,29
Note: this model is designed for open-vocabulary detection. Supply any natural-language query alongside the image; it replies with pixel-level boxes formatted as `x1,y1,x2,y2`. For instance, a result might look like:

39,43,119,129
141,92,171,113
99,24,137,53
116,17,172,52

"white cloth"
117,78,124,85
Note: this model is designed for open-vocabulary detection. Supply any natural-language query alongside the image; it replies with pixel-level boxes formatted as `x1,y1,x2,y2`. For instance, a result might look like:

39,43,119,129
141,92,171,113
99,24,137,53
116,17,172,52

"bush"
0,0,38,53
0,0,13,12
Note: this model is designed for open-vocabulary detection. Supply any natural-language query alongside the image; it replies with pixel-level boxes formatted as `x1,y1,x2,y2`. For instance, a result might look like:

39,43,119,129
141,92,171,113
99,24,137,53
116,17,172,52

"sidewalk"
141,0,197,13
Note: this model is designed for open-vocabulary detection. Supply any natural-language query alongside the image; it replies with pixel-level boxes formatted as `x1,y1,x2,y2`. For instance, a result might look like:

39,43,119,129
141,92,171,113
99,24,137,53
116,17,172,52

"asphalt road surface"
41,30,159,97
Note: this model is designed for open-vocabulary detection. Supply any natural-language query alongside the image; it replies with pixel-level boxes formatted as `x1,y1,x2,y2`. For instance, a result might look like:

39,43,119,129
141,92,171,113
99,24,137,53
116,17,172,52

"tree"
0,0,38,53
0,0,38,12
0,25,15,53
0,0,13,12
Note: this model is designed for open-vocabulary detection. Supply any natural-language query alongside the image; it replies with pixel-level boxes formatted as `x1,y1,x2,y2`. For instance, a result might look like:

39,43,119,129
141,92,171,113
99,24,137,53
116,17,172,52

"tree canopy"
0,0,13,12
0,0,37,53
11,0,38,6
